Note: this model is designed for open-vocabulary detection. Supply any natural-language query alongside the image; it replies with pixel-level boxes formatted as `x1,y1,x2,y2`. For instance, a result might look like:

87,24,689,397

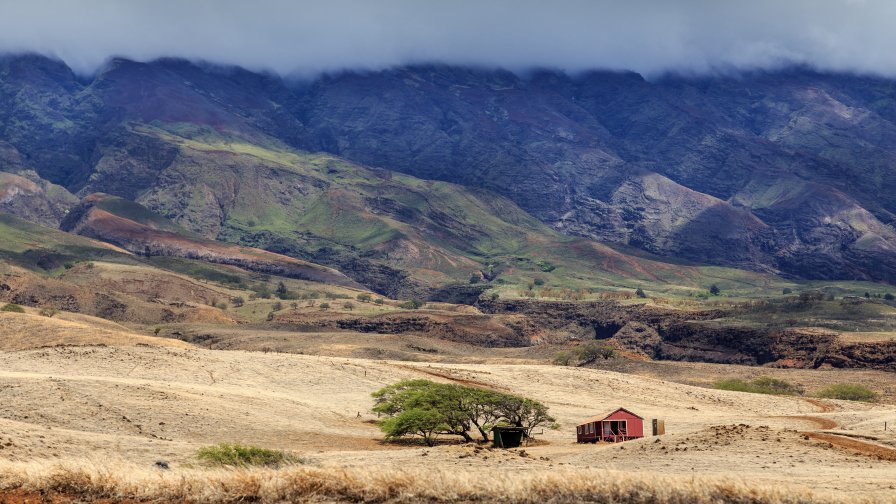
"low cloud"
1,0,894,77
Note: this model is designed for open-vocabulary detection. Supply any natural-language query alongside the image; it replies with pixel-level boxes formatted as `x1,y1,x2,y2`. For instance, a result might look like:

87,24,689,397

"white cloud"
0,0,894,77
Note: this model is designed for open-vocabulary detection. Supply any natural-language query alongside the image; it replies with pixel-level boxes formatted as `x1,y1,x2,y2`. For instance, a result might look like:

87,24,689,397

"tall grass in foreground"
0,459,859,503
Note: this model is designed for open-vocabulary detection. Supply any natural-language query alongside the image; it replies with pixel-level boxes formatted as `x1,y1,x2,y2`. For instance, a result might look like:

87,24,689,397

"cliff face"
478,299,896,371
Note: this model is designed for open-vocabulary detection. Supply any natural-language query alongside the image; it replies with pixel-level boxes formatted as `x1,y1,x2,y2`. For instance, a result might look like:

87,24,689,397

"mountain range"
2,53,896,293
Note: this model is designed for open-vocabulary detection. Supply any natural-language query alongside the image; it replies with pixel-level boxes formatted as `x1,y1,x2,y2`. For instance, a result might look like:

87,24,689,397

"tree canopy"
371,379,554,446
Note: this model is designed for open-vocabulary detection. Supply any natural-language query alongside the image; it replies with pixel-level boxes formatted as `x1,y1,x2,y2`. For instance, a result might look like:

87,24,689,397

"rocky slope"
2,54,896,283
60,194,360,288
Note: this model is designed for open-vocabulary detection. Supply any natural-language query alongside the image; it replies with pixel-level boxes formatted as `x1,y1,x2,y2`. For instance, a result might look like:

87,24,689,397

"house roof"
577,407,643,426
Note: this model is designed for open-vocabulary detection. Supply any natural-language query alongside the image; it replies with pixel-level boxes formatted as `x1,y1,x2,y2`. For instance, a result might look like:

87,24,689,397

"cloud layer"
1,0,894,77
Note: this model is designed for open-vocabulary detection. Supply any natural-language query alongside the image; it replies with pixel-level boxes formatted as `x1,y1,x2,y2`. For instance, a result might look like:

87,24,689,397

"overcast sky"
0,0,893,77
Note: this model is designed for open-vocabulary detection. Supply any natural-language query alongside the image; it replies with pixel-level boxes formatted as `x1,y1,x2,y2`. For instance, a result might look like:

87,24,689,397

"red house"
576,407,645,443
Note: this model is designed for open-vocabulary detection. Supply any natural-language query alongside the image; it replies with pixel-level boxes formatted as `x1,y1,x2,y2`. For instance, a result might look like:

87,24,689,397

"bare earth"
0,315,894,502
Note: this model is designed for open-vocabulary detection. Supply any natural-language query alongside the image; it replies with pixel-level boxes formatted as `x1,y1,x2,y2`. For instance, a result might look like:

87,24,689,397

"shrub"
714,377,803,396
552,352,572,366
215,302,228,310
373,298,384,305
469,275,480,284
357,293,372,302
709,284,720,296
272,301,283,312
535,260,556,272
1,303,25,313
231,296,245,308
815,383,878,402
196,443,299,467
782,287,793,295
885,293,895,301
399,300,424,310
343,302,354,311
635,288,646,298
38,307,59,318
554,342,616,366
533,278,544,286
319,302,330,310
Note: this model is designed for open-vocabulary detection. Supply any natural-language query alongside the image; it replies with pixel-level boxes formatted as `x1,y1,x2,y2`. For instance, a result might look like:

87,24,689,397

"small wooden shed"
576,407,645,443
492,426,527,448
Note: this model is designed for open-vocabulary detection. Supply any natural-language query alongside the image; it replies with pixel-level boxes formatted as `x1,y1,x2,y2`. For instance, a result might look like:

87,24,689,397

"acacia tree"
371,380,554,445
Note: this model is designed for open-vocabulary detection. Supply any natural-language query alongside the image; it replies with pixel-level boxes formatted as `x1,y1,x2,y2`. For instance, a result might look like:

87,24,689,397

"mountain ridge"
2,53,896,285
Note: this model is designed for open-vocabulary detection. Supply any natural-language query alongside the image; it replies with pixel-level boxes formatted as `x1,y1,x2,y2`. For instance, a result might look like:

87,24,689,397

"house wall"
605,410,644,437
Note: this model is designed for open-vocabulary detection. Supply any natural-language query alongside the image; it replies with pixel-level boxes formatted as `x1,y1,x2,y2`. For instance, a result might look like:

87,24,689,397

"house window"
577,426,582,434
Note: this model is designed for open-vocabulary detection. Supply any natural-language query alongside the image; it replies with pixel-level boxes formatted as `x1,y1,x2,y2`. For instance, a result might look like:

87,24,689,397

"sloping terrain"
4,54,896,285
61,193,360,288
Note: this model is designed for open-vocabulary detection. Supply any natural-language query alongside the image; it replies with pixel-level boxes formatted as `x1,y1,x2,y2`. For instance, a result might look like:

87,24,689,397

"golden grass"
0,459,854,504
0,312,193,351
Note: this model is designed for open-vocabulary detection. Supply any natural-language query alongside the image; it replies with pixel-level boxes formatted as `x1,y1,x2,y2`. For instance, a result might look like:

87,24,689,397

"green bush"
399,300,424,310
815,383,878,402
635,288,646,298
554,341,616,366
714,376,803,396
373,298,384,305
196,443,300,467
1,303,25,313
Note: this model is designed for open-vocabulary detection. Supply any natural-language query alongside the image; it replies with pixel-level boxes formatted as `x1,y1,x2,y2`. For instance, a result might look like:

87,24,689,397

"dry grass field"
0,311,895,502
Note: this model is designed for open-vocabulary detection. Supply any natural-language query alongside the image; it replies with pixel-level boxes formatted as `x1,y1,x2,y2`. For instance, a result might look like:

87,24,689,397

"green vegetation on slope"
130,124,806,298
0,213,133,273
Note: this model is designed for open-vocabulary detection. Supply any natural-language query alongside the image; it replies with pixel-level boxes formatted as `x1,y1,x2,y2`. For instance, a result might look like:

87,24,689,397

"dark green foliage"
469,275,480,284
1,303,25,313
533,278,544,286
196,443,300,467
357,293,372,302
251,284,273,299
373,298,384,305
782,287,793,295
815,383,878,402
399,299,424,309
372,380,554,445
275,281,298,300
554,341,617,366
714,377,803,396
535,260,556,272
885,293,895,301
231,296,245,307
709,284,720,296
319,302,330,310
635,287,646,298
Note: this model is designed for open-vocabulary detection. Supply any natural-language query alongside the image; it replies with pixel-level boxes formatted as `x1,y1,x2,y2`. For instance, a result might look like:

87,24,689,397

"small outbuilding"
492,426,527,448
576,407,645,443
